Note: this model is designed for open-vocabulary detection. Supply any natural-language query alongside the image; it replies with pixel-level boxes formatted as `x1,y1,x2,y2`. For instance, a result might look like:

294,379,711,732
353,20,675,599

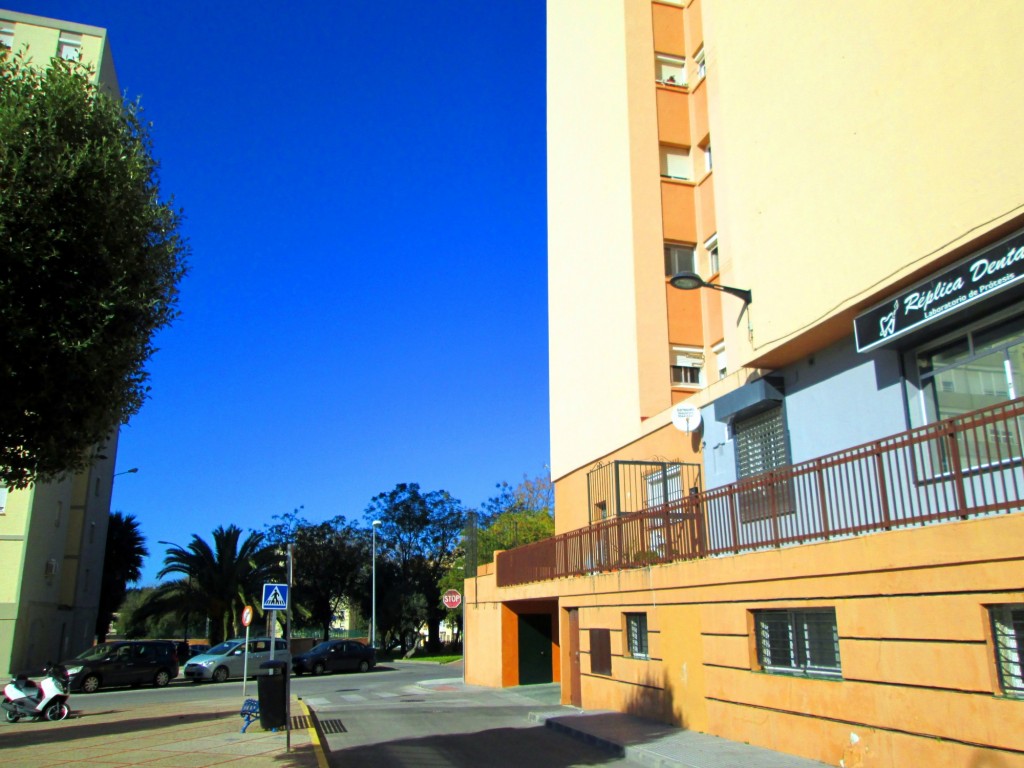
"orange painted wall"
684,0,703,57
696,174,715,242
651,2,684,56
666,282,703,346
656,88,690,147
690,78,708,141
661,181,697,243
468,513,1024,767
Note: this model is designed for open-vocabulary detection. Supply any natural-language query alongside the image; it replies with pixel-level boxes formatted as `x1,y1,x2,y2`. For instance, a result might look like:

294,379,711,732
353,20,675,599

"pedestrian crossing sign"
262,583,289,610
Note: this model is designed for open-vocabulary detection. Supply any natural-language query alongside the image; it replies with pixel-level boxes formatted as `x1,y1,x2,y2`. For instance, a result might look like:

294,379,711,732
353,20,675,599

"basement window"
625,613,649,659
991,604,1024,697
754,609,841,678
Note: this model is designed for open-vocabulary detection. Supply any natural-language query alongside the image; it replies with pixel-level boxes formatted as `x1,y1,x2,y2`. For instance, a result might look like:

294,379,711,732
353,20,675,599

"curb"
297,698,330,768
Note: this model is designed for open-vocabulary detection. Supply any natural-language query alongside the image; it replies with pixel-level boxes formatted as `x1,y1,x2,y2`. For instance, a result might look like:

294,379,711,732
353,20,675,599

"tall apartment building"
465,2,1024,765
0,10,120,677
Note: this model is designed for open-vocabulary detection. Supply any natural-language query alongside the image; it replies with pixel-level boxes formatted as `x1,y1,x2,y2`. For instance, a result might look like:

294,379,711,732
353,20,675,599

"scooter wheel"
43,702,69,721
5,709,20,723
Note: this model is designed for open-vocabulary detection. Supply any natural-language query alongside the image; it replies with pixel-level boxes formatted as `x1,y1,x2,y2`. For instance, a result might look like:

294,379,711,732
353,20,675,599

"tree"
94,512,148,642
477,471,554,564
0,48,188,489
363,483,465,652
264,509,371,641
135,525,279,644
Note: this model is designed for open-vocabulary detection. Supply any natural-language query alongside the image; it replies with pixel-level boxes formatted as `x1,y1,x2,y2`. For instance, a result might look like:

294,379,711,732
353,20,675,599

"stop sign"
442,589,462,609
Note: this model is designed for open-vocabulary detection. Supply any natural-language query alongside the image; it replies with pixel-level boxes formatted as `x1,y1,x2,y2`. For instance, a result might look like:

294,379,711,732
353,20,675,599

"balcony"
496,397,1024,588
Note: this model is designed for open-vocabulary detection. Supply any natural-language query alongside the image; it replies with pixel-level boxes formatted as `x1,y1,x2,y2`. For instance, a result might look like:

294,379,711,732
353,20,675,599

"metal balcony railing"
496,397,1024,587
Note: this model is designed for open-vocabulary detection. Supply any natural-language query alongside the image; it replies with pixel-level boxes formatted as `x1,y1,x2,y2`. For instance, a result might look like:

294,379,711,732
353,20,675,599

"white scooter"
2,663,71,722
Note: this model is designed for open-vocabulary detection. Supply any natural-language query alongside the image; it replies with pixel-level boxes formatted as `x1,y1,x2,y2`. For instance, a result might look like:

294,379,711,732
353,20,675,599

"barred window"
755,609,841,678
735,405,788,479
991,604,1024,696
625,613,649,659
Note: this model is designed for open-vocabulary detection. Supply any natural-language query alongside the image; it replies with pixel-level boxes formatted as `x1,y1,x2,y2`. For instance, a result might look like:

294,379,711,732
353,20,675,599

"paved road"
303,662,646,768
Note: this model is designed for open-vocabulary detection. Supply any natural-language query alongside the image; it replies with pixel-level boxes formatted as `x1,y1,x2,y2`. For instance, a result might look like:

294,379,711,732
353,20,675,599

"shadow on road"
326,725,627,768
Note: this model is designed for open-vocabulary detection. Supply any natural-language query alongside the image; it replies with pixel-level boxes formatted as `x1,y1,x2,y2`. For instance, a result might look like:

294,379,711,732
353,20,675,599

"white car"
183,638,290,683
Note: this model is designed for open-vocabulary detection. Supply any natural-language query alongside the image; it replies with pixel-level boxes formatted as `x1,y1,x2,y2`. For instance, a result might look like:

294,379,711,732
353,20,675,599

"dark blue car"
292,640,375,675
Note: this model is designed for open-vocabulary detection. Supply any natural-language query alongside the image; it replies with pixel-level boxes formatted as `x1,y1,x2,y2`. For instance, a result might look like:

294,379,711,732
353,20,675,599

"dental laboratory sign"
855,230,1024,353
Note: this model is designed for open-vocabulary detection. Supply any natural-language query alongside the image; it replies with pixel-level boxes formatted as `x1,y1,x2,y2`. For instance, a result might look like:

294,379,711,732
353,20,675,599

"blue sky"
12,1,549,583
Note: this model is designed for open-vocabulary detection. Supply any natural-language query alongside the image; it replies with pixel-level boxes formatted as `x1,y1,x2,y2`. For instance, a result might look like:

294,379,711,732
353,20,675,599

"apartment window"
625,613,649,659
660,146,692,181
664,243,695,276
0,21,14,49
703,143,713,172
713,342,727,380
671,346,704,388
755,609,841,678
704,234,719,275
656,54,686,86
0,486,7,515
695,46,706,80
991,604,1024,697
58,31,81,61
590,629,612,676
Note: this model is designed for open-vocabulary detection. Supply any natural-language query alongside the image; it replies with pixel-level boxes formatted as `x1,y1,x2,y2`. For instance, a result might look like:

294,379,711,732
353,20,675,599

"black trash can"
257,660,288,730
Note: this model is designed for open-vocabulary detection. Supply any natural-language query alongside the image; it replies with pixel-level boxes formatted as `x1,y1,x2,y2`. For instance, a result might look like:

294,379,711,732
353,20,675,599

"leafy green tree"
0,48,188,489
363,483,465,652
135,526,279,644
264,509,371,642
118,587,184,639
94,512,148,642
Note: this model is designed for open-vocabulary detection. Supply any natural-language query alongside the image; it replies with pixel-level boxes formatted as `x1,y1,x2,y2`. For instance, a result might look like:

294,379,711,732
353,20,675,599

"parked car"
183,638,290,683
186,643,210,659
63,640,179,693
292,640,375,676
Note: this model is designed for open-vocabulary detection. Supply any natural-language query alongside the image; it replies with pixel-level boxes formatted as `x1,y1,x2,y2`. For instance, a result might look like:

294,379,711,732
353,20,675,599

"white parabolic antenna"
672,403,702,433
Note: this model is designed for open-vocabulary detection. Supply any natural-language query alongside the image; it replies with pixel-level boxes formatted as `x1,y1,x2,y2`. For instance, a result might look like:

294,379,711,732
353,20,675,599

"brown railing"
496,397,1024,587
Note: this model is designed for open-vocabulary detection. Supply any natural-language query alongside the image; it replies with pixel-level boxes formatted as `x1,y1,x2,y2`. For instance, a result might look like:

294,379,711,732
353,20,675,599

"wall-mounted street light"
114,467,139,477
371,520,382,649
670,271,752,304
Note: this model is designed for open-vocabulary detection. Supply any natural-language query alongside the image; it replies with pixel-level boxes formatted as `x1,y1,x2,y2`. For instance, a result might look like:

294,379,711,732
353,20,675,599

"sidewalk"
531,709,832,768
0,694,326,768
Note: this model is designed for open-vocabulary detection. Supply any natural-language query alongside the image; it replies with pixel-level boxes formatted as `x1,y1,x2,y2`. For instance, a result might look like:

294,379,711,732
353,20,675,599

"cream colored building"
465,2,1024,766
0,10,120,677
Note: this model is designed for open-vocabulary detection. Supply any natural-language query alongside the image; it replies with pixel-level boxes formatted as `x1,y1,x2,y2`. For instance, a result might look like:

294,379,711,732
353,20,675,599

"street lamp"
114,467,139,477
371,520,382,649
670,271,752,304
159,539,191,646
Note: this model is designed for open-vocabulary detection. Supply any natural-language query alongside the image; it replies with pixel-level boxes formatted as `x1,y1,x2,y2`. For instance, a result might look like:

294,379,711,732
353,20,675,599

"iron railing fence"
587,460,702,522
496,397,1024,588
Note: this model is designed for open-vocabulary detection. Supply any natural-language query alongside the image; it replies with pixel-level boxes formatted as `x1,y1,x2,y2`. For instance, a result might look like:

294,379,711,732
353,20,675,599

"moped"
2,663,71,722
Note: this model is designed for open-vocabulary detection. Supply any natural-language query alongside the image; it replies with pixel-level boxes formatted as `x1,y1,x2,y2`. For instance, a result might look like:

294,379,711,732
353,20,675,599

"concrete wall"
469,513,1024,767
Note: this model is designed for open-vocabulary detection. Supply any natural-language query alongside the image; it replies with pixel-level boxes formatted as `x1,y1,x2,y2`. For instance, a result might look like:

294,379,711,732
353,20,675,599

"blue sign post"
262,583,289,611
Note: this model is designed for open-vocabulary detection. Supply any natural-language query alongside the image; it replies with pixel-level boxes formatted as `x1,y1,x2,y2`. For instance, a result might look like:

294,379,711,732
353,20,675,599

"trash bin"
257,660,288,730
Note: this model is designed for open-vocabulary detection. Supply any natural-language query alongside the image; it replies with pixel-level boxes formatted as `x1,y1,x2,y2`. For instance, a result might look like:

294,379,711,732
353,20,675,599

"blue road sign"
262,583,289,610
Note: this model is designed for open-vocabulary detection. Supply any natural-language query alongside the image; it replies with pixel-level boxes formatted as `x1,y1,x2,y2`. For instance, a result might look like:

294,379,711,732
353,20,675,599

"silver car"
183,638,290,683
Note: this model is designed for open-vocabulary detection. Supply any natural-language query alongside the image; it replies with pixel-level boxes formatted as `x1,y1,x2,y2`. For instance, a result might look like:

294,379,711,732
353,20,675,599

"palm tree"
95,512,148,642
136,525,280,644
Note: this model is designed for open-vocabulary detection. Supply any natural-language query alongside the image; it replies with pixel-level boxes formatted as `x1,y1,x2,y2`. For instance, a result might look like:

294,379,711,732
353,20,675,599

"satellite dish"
671,403,702,433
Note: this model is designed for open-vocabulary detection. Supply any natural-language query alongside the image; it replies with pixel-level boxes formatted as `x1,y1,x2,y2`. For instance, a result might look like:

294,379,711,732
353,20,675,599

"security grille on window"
625,613,649,659
991,604,1024,696
755,609,841,678
664,243,695,276
735,405,788,478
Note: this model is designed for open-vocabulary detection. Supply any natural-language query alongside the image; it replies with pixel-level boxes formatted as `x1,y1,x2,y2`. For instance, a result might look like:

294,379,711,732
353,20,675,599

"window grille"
735,406,788,478
625,613,649,659
755,609,841,678
991,604,1024,696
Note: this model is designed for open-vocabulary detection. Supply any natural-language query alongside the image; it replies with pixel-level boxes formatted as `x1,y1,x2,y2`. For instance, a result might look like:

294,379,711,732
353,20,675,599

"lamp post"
371,520,382,649
158,539,191,646
114,467,139,477
669,271,752,304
